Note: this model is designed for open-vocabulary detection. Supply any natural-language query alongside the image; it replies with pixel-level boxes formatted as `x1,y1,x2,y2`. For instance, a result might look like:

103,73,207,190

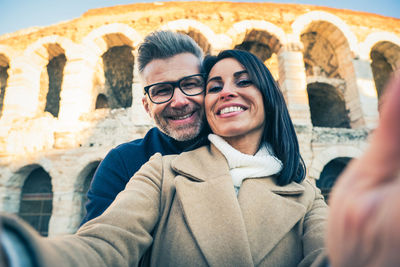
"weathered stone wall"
0,2,399,235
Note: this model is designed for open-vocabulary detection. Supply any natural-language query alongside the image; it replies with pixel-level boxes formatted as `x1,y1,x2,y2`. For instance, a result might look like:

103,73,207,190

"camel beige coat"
24,144,327,267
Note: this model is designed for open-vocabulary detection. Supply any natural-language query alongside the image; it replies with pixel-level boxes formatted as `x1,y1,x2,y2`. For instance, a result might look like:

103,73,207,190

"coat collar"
171,144,306,266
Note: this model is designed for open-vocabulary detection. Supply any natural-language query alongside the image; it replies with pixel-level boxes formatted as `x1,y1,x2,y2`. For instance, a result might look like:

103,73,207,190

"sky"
0,0,399,36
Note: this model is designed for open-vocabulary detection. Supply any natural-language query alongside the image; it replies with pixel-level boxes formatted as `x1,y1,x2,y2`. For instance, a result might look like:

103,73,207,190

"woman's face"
205,57,265,150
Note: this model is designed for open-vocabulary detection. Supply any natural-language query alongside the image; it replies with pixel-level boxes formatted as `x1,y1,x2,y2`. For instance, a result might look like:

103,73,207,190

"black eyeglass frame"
144,73,206,104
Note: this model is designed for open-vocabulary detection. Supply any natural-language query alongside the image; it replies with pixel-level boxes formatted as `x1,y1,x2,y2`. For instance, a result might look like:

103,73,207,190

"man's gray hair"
138,31,203,73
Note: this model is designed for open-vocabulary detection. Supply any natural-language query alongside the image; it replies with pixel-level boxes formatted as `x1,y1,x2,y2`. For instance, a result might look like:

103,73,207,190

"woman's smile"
217,104,247,116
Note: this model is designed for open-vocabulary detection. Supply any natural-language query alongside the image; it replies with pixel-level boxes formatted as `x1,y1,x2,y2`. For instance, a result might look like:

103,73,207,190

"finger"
360,70,400,184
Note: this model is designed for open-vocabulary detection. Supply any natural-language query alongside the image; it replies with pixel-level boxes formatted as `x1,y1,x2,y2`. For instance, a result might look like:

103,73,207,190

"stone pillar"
55,57,97,148
278,40,313,172
352,57,379,129
131,57,152,126
48,169,82,236
277,41,311,126
2,58,42,118
58,58,96,123
0,167,20,213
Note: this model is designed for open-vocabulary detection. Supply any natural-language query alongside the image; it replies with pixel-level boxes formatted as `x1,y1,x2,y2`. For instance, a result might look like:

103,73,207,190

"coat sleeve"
298,179,329,267
4,153,165,267
81,147,130,225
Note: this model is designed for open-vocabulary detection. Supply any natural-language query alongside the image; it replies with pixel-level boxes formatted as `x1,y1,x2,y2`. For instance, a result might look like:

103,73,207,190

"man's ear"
142,96,151,116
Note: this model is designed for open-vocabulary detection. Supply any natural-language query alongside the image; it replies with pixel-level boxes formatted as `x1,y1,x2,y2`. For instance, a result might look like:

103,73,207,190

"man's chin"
164,125,203,142
168,130,199,142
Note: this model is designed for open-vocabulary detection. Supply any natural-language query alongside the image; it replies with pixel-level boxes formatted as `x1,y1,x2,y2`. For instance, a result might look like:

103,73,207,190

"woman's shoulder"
301,178,324,196
143,144,213,173
297,178,328,210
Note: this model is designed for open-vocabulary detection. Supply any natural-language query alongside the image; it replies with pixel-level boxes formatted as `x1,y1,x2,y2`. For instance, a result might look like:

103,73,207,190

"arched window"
18,167,53,236
95,93,109,109
0,54,9,118
234,30,281,80
44,54,66,117
316,157,351,201
77,162,99,220
102,45,133,109
307,82,350,128
370,43,400,100
179,30,211,55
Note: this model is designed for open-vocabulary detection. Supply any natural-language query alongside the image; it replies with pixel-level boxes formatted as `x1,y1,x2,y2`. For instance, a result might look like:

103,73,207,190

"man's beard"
154,105,204,141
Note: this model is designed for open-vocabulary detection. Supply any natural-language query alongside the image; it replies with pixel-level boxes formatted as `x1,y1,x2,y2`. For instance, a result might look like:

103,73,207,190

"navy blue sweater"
81,127,208,224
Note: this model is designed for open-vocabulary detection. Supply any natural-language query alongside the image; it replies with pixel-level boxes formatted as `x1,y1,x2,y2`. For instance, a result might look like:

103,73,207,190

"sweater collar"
208,134,283,188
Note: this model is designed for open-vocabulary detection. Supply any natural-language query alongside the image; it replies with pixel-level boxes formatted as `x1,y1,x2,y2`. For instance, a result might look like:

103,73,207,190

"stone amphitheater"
0,1,399,236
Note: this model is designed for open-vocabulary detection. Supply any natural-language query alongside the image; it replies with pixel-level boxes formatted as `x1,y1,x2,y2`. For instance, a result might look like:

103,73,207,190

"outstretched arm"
1,153,164,267
327,71,400,267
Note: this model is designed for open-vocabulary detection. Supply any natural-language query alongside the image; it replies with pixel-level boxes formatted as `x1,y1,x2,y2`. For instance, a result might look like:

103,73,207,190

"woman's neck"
223,134,262,155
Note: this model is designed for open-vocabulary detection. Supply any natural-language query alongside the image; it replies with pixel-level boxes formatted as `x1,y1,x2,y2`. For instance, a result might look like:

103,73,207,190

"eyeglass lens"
148,75,204,103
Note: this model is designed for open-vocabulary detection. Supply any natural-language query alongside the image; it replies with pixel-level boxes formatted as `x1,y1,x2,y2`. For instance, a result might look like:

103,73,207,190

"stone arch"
75,161,100,222
16,165,53,236
7,164,43,188
82,24,142,110
359,32,400,62
161,19,218,54
294,15,362,128
1,164,39,213
309,145,363,180
24,35,78,60
291,11,358,53
307,82,350,128
227,20,286,80
360,33,400,100
316,157,352,201
82,23,142,58
23,36,77,117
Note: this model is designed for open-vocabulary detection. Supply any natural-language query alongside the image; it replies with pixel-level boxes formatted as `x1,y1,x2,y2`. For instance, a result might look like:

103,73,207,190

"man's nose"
170,87,190,107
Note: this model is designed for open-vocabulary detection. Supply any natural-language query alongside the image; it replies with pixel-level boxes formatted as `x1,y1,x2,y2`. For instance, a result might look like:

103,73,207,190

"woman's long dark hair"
203,49,306,185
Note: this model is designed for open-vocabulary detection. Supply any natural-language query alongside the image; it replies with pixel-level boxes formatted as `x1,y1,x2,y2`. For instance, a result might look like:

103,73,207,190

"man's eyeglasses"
144,74,205,104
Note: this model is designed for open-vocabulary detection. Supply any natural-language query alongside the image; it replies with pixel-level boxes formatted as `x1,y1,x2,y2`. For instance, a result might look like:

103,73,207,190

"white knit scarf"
208,134,283,195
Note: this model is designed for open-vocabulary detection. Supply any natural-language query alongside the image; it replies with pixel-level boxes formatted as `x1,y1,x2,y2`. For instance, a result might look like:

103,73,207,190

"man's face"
141,53,205,141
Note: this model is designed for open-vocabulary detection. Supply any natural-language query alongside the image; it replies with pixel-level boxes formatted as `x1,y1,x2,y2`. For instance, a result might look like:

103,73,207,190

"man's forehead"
140,53,201,85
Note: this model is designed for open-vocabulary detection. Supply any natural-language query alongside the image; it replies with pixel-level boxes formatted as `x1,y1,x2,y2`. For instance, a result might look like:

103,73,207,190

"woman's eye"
207,86,222,93
237,80,252,87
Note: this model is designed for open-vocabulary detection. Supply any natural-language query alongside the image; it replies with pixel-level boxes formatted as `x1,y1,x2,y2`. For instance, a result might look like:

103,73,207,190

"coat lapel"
172,145,254,267
238,178,306,265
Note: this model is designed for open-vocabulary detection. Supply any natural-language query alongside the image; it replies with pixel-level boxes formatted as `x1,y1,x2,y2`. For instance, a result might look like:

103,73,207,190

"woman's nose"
219,84,237,100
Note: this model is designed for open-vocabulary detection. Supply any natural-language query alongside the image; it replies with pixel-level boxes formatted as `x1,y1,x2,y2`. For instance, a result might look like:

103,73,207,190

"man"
81,31,208,224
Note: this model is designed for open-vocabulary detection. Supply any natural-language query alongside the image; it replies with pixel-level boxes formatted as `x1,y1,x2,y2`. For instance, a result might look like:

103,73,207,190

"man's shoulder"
112,127,165,153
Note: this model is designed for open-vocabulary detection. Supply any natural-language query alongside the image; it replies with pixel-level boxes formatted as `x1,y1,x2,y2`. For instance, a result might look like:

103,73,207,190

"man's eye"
151,86,172,96
181,78,203,89
181,82,199,89
237,80,252,87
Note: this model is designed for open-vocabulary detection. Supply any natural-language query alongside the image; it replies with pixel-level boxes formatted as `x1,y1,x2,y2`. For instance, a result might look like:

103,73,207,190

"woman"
2,50,327,267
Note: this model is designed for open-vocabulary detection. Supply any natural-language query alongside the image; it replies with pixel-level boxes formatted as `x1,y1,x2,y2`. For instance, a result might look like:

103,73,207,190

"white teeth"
172,114,191,120
219,106,244,115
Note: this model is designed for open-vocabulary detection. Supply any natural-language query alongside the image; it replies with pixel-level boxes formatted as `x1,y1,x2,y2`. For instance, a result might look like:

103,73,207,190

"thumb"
361,70,400,184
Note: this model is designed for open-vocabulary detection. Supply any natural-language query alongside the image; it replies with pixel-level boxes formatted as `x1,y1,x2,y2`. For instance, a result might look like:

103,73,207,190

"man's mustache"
162,104,202,117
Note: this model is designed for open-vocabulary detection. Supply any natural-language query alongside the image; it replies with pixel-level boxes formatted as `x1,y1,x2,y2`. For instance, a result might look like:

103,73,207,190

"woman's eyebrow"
233,70,248,78
206,76,221,84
